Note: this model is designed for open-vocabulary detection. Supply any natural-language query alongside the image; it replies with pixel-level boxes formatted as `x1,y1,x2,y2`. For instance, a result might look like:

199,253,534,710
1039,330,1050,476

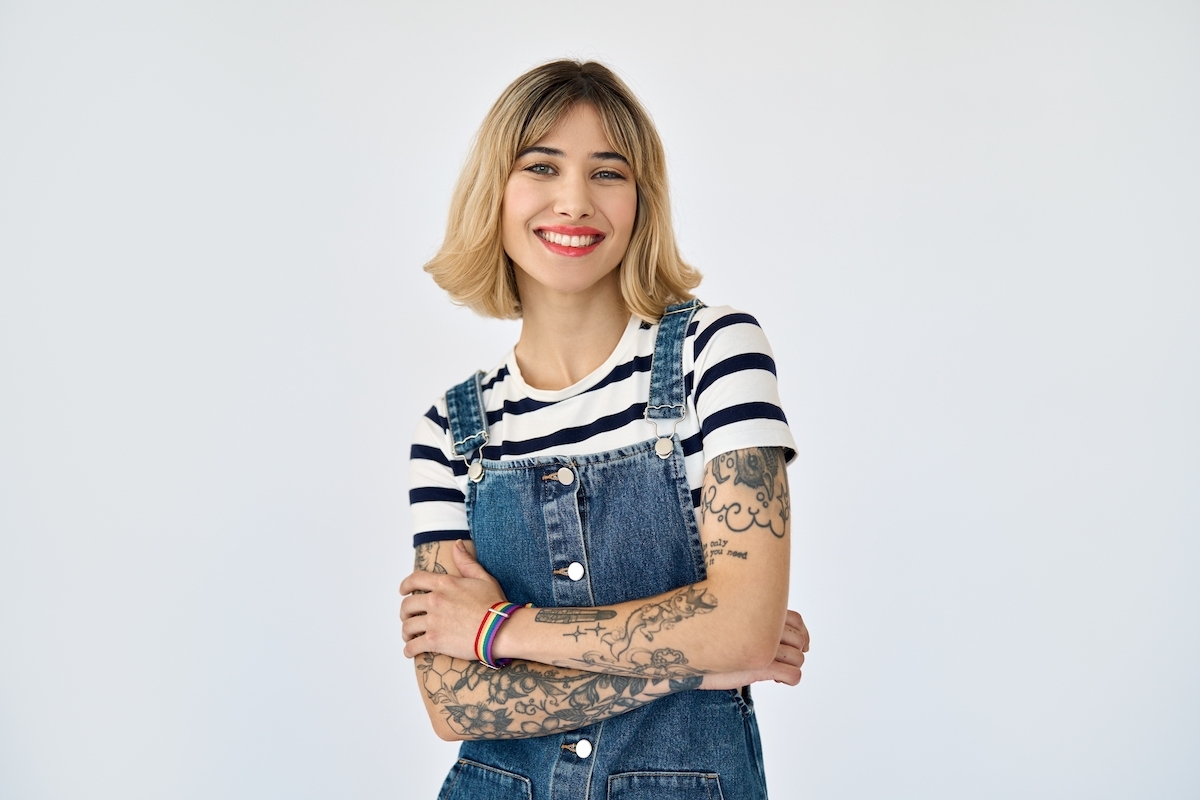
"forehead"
528,103,617,151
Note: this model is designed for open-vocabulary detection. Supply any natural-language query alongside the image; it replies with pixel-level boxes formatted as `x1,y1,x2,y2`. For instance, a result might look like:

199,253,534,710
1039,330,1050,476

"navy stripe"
687,319,699,337
413,529,471,546
693,313,760,360
587,354,653,396
701,402,788,441
484,355,654,424
690,487,702,508
409,443,450,466
425,405,449,431
410,444,467,476
481,366,510,392
483,402,647,459
487,396,556,422
681,431,703,457
409,487,466,504
694,353,777,406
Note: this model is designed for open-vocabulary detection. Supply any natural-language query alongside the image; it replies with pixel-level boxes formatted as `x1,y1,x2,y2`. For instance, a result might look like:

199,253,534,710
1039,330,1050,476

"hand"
700,610,809,691
399,540,508,660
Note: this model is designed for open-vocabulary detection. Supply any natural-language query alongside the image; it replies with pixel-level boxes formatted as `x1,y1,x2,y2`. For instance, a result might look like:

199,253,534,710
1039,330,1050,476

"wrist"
489,604,532,662
476,602,532,668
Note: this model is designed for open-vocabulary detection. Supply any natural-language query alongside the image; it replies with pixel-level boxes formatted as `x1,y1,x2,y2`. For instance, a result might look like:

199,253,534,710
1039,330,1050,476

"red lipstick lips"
536,225,605,257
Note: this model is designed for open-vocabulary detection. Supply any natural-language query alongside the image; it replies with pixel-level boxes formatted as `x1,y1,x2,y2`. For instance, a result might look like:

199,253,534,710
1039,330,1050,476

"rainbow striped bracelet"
474,601,526,669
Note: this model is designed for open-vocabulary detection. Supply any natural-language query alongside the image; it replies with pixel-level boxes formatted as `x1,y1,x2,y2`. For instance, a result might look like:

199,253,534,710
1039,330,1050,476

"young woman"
400,60,809,800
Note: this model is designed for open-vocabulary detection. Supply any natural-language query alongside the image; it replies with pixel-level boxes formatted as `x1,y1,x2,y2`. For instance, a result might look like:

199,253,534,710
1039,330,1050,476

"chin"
517,265,623,304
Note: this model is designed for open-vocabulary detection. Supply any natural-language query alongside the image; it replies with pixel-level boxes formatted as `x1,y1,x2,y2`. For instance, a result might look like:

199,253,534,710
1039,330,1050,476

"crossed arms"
402,447,808,741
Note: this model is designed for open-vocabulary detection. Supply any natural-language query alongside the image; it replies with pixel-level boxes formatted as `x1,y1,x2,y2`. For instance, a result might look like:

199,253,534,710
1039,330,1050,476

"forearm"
408,540,706,741
490,448,794,676
415,652,702,741
492,568,787,678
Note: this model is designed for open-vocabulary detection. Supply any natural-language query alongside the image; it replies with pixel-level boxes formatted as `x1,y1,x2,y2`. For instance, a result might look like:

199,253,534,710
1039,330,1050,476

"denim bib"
438,300,768,800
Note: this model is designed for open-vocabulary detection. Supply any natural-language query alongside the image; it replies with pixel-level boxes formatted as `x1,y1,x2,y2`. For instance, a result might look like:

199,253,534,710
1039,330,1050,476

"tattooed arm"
410,540,720,741
403,447,795,681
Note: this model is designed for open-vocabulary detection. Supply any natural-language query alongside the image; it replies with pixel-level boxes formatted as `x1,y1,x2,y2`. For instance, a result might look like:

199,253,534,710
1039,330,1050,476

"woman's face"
501,103,637,309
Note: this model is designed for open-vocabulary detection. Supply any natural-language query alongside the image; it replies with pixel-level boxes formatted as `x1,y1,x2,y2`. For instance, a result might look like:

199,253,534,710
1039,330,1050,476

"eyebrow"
591,151,631,165
515,146,630,166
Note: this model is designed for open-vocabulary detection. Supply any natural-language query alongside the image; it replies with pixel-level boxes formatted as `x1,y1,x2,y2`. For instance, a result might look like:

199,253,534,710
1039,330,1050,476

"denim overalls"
439,300,768,800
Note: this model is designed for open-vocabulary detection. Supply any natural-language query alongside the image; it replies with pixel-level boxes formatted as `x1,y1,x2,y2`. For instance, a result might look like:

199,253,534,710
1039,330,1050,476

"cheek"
500,205,519,252
501,192,533,258
502,180,540,228
613,189,639,240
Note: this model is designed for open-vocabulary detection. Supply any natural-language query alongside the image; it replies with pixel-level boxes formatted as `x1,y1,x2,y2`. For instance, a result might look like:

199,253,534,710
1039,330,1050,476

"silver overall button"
575,739,592,759
654,437,673,459
468,461,484,482
556,467,574,485
567,562,585,581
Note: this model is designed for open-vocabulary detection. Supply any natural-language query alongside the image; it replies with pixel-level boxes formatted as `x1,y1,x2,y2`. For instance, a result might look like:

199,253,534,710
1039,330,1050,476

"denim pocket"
438,758,532,800
607,771,724,800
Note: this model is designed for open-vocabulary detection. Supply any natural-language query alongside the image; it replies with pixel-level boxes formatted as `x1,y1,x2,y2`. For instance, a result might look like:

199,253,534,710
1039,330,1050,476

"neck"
514,280,630,391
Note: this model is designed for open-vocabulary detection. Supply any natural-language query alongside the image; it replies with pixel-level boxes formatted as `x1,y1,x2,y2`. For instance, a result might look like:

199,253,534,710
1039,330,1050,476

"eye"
524,162,556,176
593,168,627,181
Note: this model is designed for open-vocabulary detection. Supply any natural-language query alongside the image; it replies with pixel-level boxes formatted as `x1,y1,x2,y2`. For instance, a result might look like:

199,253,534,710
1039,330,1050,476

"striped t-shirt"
409,305,796,547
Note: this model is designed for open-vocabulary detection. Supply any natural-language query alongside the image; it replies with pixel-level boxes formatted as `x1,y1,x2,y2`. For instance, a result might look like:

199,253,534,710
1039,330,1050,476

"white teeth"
539,231,598,247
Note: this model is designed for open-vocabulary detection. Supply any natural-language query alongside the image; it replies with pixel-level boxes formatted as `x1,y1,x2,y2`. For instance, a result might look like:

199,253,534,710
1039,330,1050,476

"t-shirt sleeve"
689,307,797,465
409,399,471,548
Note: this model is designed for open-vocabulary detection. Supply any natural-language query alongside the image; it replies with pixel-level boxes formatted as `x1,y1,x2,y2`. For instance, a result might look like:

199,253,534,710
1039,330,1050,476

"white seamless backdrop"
1,1,1197,798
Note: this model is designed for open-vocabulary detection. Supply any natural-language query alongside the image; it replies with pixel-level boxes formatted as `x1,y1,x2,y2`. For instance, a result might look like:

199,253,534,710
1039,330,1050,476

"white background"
1,1,1197,798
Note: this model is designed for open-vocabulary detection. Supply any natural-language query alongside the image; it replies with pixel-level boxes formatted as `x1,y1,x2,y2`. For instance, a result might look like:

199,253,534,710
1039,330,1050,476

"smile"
534,228,605,257
537,230,602,248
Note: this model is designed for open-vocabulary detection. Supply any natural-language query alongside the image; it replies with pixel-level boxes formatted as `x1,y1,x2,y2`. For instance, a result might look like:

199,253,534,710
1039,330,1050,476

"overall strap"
647,299,704,422
445,371,489,460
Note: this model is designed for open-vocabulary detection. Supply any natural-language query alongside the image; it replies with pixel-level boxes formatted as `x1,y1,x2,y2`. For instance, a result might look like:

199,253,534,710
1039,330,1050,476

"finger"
404,633,433,659
399,593,429,621
399,571,440,596
779,624,805,650
777,633,806,662
401,614,428,643
773,643,806,668
776,670,801,686
451,539,490,580
768,660,802,686
792,615,811,652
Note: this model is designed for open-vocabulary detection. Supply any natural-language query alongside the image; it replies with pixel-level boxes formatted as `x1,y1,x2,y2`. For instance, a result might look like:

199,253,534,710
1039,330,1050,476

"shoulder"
687,304,773,364
685,303,795,463
685,304,778,379
685,303,781,405
420,357,514,427
411,354,518,459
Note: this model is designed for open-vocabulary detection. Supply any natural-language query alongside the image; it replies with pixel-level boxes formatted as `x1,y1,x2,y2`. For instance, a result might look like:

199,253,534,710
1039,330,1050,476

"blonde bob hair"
423,60,701,322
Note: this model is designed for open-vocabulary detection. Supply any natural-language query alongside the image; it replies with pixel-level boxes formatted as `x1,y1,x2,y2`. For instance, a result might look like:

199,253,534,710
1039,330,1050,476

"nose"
553,172,594,219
